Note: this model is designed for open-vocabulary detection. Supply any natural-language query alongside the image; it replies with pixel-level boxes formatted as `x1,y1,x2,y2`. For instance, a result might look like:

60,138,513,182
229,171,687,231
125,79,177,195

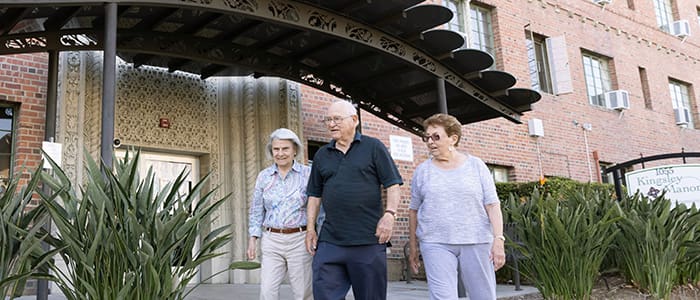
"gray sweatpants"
420,242,496,300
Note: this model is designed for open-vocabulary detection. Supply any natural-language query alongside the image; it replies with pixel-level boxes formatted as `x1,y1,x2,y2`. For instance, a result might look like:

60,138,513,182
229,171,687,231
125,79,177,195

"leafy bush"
506,187,621,299
497,177,616,204
0,168,56,298
614,194,700,298
39,151,231,300
678,204,700,286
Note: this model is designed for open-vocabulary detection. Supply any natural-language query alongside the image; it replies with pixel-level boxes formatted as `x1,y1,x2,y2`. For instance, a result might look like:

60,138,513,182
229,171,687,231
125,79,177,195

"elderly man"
305,100,403,300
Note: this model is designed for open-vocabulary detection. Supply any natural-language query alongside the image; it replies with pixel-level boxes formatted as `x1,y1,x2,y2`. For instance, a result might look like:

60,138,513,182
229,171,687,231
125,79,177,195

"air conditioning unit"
670,20,691,38
593,0,612,5
604,90,630,110
674,108,690,126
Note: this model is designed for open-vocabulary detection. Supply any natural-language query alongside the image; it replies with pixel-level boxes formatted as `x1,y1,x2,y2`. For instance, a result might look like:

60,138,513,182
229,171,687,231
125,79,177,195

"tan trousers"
260,230,313,300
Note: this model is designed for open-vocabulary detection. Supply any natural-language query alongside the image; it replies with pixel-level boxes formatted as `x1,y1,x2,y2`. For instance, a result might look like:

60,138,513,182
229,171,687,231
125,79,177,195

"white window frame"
582,52,612,107
487,164,509,183
444,1,494,61
653,0,674,32
445,0,468,33
526,32,553,94
669,79,694,127
0,106,15,193
469,4,494,57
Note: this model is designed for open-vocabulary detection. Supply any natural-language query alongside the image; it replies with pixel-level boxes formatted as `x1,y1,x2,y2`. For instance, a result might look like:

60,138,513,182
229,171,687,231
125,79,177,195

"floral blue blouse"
248,161,311,237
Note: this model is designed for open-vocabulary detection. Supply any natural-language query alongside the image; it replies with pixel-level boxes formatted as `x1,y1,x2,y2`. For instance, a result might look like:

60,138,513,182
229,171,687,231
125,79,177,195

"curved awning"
0,0,540,135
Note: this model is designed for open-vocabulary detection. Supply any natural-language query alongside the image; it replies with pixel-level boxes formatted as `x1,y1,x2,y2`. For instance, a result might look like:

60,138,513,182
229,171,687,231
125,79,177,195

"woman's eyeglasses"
421,133,441,143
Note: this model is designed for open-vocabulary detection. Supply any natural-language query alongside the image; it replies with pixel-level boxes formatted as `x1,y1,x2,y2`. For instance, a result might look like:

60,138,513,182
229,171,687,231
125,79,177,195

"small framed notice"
42,141,63,169
389,135,413,162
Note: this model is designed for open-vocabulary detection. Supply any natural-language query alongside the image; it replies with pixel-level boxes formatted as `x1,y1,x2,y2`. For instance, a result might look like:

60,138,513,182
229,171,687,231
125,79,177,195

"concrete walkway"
16,281,540,300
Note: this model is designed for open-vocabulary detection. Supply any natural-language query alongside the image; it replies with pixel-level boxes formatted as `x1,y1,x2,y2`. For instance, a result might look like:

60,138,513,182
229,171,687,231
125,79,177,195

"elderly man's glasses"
421,133,441,143
323,115,352,125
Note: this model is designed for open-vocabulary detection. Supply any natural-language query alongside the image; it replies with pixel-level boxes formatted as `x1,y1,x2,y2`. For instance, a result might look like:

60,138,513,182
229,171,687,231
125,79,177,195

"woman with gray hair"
248,128,313,300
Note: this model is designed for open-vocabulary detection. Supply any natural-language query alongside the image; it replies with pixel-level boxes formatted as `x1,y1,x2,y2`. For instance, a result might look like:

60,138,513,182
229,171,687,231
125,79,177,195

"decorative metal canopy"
0,0,540,135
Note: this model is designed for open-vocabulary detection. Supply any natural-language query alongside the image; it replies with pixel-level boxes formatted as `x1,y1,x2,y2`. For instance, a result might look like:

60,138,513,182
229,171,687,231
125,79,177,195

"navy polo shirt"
307,133,403,246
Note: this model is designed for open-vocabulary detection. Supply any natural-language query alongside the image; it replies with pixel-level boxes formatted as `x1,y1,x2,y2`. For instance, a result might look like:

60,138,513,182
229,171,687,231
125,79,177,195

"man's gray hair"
332,100,358,116
266,128,304,161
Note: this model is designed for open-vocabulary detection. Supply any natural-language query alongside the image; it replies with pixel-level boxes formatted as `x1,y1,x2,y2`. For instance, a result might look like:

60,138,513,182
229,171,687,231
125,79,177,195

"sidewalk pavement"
17,281,540,300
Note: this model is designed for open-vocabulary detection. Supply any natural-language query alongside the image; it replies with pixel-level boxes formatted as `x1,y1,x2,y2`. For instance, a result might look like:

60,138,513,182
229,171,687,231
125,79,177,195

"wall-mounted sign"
42,141,62,169
625,164,700,207
389,135,413,162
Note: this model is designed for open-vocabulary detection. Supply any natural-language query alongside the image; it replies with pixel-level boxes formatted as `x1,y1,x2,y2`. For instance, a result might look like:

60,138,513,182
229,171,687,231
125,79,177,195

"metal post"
682,148,686,164
613,169,623,201
36,49,59,300
100,2,117,169
437,78,447,114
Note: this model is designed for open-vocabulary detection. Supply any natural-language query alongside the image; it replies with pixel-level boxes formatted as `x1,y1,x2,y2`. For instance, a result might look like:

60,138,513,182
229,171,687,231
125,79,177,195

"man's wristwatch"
495,235,506,241
384,209,396,217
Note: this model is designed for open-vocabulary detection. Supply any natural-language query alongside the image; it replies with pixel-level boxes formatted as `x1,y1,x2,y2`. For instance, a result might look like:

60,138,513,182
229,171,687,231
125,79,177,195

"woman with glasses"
408,113,505,300
247,128,313,300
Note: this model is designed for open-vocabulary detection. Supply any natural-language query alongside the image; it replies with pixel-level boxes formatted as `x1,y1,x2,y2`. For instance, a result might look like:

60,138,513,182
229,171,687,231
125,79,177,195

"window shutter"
546,35,573,94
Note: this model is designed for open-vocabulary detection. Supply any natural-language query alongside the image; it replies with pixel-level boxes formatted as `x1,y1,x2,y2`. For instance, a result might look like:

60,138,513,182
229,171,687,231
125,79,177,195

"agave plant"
38,151,231,300
508,187,621,300
615,194,700,298
678,204,700,286
0,167,57,298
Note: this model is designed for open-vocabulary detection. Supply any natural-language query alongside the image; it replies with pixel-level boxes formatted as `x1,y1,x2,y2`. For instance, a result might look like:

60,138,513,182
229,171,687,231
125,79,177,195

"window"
526,32,553,94
669,79,694,127
599,162,613,184
487,164,509,183
697,7,700,26
653,0,673,32
600,162,631,184
582,52,612,107
639,67,652,109
470,4,494,57
627,0,635,10
0,106,15,192
445,0,467,33
444,1,495,59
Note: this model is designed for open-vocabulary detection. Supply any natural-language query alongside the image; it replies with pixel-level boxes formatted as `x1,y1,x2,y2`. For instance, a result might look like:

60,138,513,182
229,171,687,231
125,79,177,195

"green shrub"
0,168,56,298
39,151,231,300
497,177,616,206
506,187,621,299
614,194,700,299
683,232,700,285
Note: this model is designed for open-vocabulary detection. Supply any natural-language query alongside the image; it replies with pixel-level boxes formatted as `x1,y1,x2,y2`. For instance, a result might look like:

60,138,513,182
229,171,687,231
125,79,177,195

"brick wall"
0,53,48,207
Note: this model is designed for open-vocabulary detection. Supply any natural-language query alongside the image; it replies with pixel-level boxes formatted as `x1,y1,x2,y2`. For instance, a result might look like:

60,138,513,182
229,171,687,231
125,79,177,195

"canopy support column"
101,2,117,169
437,78,447,114
36,48,58,300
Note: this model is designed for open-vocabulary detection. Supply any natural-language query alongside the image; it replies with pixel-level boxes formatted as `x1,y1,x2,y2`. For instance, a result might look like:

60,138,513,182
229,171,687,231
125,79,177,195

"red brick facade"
0,53,48,204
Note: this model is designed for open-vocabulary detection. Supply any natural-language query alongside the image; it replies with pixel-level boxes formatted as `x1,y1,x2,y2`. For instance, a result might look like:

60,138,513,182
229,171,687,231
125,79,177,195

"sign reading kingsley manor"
625,164,700,207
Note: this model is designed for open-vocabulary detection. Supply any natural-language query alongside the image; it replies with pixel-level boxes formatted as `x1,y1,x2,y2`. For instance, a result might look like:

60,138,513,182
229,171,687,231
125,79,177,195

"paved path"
16,281,540,300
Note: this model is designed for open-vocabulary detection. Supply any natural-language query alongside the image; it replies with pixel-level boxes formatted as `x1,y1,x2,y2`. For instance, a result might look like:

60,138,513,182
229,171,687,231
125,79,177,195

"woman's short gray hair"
266,128,304,161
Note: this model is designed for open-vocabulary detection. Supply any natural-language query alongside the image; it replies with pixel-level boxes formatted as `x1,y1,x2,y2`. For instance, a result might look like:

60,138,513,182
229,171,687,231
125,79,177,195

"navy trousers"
312,242,387,300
